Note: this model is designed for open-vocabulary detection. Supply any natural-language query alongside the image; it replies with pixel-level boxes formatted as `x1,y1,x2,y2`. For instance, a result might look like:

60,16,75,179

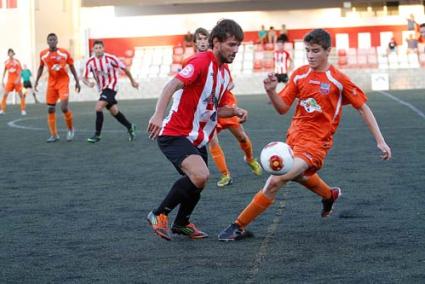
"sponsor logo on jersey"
51,64,62,71
320,82,330,95
300,98,322,113
179,64,194,79
309,80,320,85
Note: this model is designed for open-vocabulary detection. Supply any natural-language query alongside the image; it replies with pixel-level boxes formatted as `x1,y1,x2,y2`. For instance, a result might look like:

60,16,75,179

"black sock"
153,176,198,216
114,111,132,129
174,187,202,226
95,111,104,136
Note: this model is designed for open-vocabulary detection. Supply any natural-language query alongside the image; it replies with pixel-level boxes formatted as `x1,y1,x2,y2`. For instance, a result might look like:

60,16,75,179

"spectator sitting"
258,25,267,45
278,24,289,43
386,37,397,55
407,14,418,32
184,31,194,48
268,26,277,44
406,33,418,55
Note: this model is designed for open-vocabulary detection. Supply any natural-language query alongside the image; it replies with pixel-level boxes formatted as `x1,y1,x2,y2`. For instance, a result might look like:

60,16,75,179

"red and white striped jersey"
160,51,234,148
274,50,291,74
83,53,126,92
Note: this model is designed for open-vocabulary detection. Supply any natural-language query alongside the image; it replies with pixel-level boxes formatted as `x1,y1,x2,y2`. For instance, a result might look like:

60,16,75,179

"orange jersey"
4,58,22,83
279,65,367,149
40,48,73,85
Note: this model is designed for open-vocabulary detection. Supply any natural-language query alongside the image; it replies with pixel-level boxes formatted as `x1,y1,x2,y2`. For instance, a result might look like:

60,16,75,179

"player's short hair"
93,40,104,47
7,48,15,55
208,19,244,48
193,27,209,42
276,34,286,43
304,29,331,50
47,33,57,39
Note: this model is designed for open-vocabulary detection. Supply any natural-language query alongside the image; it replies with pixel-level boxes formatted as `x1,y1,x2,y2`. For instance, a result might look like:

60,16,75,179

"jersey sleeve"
339,72,368,109
65,49,74,65
83,60,91,79
218,90,237,107
175,56,204,86
109,55,126,70
277,72,298,106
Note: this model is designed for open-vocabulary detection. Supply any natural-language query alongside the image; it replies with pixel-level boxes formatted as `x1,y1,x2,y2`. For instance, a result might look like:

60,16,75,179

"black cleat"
218,223,253,241
87,135,101,143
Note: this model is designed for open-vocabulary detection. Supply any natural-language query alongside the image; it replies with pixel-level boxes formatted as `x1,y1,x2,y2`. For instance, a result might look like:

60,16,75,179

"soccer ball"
260,142,294,175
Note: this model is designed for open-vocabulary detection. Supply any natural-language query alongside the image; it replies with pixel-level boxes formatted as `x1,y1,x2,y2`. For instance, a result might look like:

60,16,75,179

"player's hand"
131,81,139,89
75,82,81,93
147,113,163,140
234,107,248,123
378,142,391,160
263,73,278,93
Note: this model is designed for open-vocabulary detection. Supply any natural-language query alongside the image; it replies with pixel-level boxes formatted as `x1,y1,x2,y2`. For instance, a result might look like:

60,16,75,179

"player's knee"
190,170,210,189
47,106,55,113
265,176,287,193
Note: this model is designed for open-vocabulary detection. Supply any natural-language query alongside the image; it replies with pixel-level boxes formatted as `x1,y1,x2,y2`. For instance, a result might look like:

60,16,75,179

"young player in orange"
218,29,392,241
34,33,81,143
191,27,262,187
1,49,26,115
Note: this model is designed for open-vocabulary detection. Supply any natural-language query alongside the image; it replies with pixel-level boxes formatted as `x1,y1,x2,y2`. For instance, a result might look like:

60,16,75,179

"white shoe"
66,128,75,141
46,135,60,143
21,110,27,116
0,110,4,115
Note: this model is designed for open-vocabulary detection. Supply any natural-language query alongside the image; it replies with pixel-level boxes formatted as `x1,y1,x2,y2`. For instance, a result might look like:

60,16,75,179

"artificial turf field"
1,90,424,283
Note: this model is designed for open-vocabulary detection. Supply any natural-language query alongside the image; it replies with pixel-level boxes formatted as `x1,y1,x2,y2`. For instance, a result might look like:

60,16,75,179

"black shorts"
99,88,118,108
23,81,32,89
158,136,208,175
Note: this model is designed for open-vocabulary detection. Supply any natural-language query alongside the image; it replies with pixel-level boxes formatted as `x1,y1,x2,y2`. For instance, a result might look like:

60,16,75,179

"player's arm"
357,103,392,160
68,64,81,93
217,105,248,123
147,77,184,139
2,67,6,87
82,77,95,88
264,73,291,114
34,64,44,92
123,67,139,89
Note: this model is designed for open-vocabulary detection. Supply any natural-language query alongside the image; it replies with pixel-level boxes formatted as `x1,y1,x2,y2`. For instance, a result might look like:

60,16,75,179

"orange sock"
236,191,273,228
1,95,7,112
209,142,229,176
239,137,254,162
48,113,57,136
63,111,73,130
20,96,26,111
298,174,332,199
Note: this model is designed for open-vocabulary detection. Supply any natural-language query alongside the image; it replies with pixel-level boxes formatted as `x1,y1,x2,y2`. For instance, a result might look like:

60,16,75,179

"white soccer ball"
260,142,294,175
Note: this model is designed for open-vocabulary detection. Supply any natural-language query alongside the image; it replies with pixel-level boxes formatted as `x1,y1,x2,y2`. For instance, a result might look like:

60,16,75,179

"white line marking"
378,91,425,120
7,116,131,133
245,192,288,284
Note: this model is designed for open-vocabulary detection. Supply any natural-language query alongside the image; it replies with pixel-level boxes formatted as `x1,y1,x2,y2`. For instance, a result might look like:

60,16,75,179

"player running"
192,27,262,187
218,29,392,241
34,33,81,143
82,40,138,143
1,49,26,115
146,19,247,240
